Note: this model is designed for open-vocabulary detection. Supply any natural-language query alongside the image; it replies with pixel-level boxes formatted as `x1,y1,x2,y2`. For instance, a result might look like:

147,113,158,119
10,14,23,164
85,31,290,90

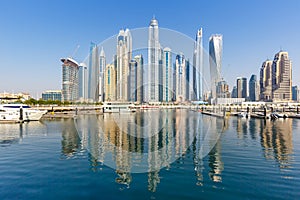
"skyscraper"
61,57,79,102
135,55,144,104
148,17,161,102
129,59,137,102
272,51,292,102
193,28,203,101
104,64,116,101
249,74,260,101
209,34,223,102
231,86,237,98
99,47,106,102
78,62,88,101
162,47,173,102
236,77,247,98
260,60,273,101
175,53,187,102
88,42,99,102
216,80,230,98
292,86,299,102
117,29,132,101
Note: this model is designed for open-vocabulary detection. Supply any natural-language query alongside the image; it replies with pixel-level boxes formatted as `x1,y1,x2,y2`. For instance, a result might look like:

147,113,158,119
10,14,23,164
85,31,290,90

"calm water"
0,110,300,200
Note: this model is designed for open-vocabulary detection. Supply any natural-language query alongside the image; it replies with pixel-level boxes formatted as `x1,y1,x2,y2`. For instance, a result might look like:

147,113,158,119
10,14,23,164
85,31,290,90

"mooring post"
19,107,23,122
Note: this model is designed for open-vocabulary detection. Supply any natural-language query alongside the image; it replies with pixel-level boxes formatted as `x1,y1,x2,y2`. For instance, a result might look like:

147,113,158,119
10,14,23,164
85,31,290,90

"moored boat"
103,102,136,113
0,104,47,121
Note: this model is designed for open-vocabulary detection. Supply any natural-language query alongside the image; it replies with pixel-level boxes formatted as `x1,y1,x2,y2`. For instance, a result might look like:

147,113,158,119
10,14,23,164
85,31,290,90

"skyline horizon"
1,0,299,98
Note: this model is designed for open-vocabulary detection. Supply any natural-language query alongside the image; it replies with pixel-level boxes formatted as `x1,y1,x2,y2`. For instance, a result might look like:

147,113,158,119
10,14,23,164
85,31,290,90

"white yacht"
0,109,20,122
103,102,136,113
0,104,47,121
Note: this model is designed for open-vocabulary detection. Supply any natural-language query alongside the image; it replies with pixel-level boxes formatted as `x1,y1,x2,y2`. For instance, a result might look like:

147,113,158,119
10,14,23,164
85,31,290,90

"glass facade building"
249,74,259,101
88,42,99,102
209,34,223,102
117,29,132,101
237,77,247,98
193,28,203,101
162,47,173,102
148,17,161,102
61,58,79,102
42,90,62,101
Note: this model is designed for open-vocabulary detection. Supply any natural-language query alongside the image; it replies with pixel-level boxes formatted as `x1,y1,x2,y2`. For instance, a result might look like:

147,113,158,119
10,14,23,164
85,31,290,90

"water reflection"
233,117,294,169
74,109,224,191
193,116,227,186
63,111,297,191
0,122,47,147
259,119,293,169
61,118,81,157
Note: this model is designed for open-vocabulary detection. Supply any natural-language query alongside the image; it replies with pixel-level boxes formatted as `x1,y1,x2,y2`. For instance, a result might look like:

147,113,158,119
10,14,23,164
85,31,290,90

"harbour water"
0,110,300,199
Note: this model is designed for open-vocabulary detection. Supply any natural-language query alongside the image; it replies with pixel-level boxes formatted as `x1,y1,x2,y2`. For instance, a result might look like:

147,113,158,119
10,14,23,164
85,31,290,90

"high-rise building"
42,90,62,101
135,55,144,104
148,17,161,102
129,59,137,102
99,47,106,102
162,47,173,102
185,59,190,101
249,74,260,101
231,86,237,98
216,80,230,98
236,77,247,98
88,42,99,102
272,51,292,102
78,63,88,101
193,28,203,101
61,57,79,102
292,86,299,102
209,34,223,102
117,29,132,101
175,53,187,102
104,64,116,101
260,60,273,101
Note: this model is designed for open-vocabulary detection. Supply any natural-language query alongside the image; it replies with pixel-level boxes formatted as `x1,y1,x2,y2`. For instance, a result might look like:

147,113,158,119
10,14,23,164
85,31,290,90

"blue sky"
0,0,299,98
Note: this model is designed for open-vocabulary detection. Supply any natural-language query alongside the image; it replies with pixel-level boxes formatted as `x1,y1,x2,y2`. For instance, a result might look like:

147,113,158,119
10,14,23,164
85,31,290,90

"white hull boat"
0,104,47,121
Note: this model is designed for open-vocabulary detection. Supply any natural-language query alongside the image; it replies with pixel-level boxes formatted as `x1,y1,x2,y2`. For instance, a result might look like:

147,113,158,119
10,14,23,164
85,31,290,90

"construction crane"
70,45,80,59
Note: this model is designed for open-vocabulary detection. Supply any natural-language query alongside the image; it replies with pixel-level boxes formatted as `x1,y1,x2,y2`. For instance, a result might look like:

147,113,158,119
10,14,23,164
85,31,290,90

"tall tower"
148,17,160,102
162,47,173,102
88,42,99,102
129,59,137,102
260,60,273,101
104,64,117,101
193,28,203,101
78,62,88,101
272,51,292,102
209,34,223,102
117,29,132,101
99,47,106,102
175,53,187,102
249,74,259,101
135,55,144,104
236,77,247,98
61,57,79,102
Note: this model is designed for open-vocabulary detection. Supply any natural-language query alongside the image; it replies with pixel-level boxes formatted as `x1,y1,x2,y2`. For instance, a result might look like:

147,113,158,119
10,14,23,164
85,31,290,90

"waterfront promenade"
36,103,300,120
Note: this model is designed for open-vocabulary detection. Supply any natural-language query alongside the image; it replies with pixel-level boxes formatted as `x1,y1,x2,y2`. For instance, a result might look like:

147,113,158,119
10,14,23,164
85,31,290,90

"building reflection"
208,140,223,183
193,115,226,185
61,118,80,157
0,121,47,147
73,109,203,191
259,119,293,169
